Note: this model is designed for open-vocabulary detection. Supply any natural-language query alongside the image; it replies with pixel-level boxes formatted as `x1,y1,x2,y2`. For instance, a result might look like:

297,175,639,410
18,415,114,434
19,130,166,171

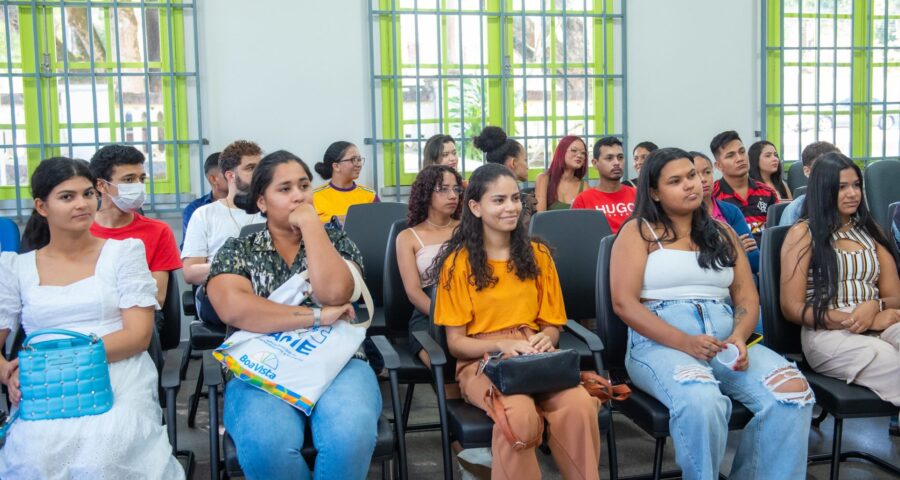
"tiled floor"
172,358,900,479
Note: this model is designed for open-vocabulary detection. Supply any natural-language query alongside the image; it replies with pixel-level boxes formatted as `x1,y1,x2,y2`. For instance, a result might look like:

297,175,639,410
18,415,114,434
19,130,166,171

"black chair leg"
652,437,666,480
605,410,618,480
807,416,900,480
829,418,842,480
388,370,409,480
433,368,453,480
208,383,221,480
179,341,192,381
187,365,204,428
402,383,415,431
811,407,829,428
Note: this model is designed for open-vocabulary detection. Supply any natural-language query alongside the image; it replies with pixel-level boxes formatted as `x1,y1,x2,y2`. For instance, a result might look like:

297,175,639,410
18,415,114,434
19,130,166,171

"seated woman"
207,150,380,479
472,126,536,228
432,163,601,479
0,157,183,478
534,135,589,211
313,141,378,224
396,165,462,365
422,134,459,171
612,148,813,480
781,152,900,408
749,140,792,202
691,151,760,274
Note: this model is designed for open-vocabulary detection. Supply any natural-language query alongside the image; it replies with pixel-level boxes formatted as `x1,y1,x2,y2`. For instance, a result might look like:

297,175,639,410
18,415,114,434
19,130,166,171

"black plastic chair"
594,235,754,480
759,225,900,480
794,185,808,197
416,287,615,480
765,201,791,229
863,159,900,234
344,202,409,336
787,161,808,195
203,336,405,480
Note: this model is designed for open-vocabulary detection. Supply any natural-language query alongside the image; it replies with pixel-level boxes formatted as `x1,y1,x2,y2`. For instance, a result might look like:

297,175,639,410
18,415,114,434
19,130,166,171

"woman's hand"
739,233,757,253
1,363,20,406
723,335,749,371
872,308,900,331
288,203,322,233
843,300,879,333
528,332,554,352
496,339,538,357
679,334,723,361
320,304,355,326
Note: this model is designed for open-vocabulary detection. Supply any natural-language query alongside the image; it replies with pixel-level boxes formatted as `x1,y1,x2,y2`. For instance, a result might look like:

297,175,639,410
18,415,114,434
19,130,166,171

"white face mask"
105,180,146,212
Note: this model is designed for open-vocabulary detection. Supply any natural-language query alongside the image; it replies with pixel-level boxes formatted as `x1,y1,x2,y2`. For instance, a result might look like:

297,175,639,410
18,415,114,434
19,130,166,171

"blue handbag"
17,329,113,421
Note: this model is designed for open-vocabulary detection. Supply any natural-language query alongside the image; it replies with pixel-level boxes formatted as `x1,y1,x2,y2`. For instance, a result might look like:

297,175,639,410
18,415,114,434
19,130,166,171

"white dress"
0,239,185,480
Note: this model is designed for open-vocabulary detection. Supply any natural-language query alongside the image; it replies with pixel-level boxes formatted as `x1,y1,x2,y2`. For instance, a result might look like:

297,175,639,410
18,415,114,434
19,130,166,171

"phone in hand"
746,332,763,348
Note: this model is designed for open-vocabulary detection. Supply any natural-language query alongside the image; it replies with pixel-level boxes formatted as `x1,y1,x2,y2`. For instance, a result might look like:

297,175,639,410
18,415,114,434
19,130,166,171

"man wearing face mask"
181,140,264,327
90,145,182,309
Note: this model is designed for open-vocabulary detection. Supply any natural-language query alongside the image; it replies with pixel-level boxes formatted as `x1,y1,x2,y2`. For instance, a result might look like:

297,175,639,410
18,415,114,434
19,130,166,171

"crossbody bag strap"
580,371,632,402
482,386,544,451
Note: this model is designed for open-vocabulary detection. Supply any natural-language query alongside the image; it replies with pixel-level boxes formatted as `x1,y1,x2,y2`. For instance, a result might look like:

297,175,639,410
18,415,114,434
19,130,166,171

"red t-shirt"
570,185,637,233
90,213,182,272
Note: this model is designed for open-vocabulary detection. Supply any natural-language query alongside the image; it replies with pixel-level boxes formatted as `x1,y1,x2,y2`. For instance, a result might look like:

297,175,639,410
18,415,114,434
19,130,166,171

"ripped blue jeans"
625,299,814,480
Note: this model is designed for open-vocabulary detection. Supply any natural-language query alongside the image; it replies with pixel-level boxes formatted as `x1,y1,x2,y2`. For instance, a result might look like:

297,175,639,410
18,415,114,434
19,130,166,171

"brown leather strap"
580,371,632,402
482,386,544,451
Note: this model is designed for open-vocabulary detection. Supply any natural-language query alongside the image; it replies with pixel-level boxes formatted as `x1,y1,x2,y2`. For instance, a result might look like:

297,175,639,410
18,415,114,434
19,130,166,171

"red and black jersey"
712,178,778,241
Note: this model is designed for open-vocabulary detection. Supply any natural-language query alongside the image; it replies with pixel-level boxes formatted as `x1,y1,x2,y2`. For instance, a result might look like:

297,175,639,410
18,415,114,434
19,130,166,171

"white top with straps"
410,228,444,287
640,219,734,300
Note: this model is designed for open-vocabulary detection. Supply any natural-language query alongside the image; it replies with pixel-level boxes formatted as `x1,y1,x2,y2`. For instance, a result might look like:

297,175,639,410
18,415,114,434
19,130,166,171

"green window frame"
763,0,900,165
370,0,625,191
0,0,200,215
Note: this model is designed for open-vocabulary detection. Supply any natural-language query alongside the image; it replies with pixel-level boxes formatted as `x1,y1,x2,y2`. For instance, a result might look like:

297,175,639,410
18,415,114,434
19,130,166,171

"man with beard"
182,139,264,327
710,130,779,243
571,136,636,233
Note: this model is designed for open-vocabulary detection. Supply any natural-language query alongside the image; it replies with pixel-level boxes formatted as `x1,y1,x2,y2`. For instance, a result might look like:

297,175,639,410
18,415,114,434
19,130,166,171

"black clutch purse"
480,349,580,395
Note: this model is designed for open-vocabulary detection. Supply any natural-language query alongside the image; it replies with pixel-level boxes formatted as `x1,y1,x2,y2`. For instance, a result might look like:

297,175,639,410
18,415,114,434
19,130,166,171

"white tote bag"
212,259,373,414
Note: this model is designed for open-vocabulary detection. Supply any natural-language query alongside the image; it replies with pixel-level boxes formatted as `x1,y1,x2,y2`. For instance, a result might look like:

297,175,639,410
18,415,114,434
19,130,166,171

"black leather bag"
481,349,580,395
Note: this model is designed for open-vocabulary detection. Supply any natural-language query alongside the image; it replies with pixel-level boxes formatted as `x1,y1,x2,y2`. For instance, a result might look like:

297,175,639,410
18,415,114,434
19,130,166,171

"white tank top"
639,219,733,300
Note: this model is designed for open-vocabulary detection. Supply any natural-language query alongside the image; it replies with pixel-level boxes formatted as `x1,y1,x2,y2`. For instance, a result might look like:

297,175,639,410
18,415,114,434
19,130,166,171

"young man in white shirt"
182,140,264,326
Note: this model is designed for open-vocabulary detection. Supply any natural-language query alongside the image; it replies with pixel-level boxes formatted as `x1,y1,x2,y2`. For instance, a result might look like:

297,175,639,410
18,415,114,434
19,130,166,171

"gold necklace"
425,218,452,229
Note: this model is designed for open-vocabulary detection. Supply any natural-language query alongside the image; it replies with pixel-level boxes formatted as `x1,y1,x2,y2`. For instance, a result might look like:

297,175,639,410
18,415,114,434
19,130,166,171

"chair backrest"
787,161,807,195
758,225,802,355
0,218,20,253
528,210,612,321
343,202,408,307
158,270,182,351
793,185,807,198
594,235,629,372
863,160,900,233
382,219,415,334
765,202,791,229
239,223,266,238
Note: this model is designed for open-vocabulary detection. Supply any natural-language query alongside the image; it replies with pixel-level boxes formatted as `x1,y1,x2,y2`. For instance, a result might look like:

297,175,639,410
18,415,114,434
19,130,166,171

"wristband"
879,299,885,313
312,307,322,329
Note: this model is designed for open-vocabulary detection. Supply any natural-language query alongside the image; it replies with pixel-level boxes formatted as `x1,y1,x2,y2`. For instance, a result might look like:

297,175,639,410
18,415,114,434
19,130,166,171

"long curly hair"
429,163,544,291
545,135,588,206
407,165,463,226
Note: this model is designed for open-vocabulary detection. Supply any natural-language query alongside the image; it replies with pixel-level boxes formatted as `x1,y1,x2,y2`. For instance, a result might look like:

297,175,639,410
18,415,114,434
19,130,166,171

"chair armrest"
181,290,196,317
160,342,185,390
203,351,225,388
564,319,604,353
370,336,400,370
412,330,446,366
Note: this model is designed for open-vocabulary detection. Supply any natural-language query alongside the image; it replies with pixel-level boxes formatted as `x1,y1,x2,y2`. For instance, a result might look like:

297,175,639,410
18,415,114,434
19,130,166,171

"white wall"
198,0,373,187
197,0,762,194
626,0,761,157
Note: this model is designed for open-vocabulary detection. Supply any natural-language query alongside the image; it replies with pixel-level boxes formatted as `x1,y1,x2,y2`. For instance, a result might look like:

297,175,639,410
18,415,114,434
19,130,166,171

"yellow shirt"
434,242,567,336
313,182,378,223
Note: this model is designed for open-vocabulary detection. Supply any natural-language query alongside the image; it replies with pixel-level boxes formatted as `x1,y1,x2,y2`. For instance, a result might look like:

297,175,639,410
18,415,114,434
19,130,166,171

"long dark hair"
422,134,455,168
799,152,897,329
406,165,463,226
749,140,788,198
314,141,353,180
631,147,736,270
22,157,95,252
430,163,543,291
243,150,313,216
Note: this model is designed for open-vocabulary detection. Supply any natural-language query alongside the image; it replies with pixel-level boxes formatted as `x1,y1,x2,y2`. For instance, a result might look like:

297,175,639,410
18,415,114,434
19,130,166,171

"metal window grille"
368,0,626,198
0,0,203,218
763,0,900,165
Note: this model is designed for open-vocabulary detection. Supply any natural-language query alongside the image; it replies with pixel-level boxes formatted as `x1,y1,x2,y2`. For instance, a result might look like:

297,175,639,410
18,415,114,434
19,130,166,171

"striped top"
805,223,881,310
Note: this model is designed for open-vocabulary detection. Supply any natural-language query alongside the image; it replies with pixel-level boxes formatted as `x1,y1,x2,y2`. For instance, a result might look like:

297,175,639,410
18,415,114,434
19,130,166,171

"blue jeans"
223,359,382,480
625,299,814,480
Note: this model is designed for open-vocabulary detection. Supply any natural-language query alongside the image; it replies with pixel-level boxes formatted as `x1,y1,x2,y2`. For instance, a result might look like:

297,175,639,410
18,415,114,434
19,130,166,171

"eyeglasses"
434,185,463,196
338,156,366,166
